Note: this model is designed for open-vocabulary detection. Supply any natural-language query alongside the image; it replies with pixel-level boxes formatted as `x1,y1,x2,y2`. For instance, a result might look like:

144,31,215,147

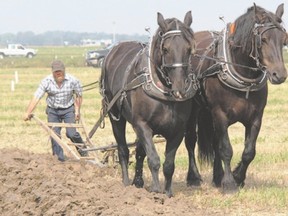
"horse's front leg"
163,132,184,197
134,124,161,193
233,118,262,187
212,136,224,187
184,109,202,186
215,121,238,193
110,117,130,186
132,138,146,188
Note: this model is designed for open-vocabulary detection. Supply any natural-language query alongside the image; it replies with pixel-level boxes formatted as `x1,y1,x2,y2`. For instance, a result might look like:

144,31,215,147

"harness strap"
197,63,222,80
88,89,122,138
88,73,147,138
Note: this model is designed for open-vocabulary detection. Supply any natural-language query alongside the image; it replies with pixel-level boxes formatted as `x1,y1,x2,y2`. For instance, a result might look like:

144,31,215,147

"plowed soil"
0,148,216,216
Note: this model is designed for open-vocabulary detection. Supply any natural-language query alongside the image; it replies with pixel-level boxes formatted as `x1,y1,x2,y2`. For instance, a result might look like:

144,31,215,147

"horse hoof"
132,177,144,188
212,179,222,188
237,181,245,188
150,186,161,194
165,191,173,198
221,182,238,194
233,174,245,188
122,179,130,187
187,179,202,187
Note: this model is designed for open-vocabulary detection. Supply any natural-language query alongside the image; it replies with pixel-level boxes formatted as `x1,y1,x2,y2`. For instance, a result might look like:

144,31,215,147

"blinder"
255,34,262,48
253,23,278,48
251,22,286,68
160,29,191,69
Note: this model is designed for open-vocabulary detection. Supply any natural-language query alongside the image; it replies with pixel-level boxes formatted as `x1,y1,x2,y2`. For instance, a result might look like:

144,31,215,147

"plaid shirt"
34,73,82,109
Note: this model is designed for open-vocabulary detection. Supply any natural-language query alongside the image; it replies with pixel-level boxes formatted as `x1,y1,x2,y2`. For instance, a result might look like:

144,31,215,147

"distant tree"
0,31,148,46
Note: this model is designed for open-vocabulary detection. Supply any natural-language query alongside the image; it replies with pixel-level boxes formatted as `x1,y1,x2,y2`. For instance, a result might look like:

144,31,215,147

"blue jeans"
46,105,84,161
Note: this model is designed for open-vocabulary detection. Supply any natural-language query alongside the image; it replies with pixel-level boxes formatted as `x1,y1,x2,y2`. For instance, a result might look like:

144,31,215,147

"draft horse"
185,3,287,193
100,11,196,197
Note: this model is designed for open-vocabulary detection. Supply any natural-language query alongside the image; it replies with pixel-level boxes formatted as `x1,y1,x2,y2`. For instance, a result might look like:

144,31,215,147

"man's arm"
24,96,40,121
74,95,82,121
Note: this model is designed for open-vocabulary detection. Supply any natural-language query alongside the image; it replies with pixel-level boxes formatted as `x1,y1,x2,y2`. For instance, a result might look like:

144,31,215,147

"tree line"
0,31,148,46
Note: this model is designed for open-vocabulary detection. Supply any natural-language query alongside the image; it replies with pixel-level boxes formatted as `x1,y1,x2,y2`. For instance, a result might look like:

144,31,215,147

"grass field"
0,47,288,213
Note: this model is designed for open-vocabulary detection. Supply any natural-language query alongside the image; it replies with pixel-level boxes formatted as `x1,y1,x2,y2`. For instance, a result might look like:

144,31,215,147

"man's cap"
51,60,65,72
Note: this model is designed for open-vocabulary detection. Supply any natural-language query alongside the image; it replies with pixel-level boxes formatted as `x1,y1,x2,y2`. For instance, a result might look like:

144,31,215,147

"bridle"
143,23,197,100
250,22,286,70
156,27,194,86
195,21,286,75
160,30,191,69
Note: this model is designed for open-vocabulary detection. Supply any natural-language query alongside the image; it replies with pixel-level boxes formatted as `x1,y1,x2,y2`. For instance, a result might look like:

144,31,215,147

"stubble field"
0,49,288,215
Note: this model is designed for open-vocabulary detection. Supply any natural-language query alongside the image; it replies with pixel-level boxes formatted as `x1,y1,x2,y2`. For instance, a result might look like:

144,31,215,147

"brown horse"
100,11,196,197
185,3,287,193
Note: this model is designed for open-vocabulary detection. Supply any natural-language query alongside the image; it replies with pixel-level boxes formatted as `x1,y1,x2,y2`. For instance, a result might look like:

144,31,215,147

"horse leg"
134,124,161,193
132,138,146,188
214,119,238,193
212,137,224,187
185,109,202,186
110,117,130,186
233,119,261,187
163,133,184,197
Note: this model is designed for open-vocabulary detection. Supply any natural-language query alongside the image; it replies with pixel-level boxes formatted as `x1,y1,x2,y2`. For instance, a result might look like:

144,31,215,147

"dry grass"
1,66,288,214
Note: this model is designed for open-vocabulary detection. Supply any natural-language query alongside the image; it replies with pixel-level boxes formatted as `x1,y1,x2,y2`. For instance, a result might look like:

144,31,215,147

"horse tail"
197,108,214,166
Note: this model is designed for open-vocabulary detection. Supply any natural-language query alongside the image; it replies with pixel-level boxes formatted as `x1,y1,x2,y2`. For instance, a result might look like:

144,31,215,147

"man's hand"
24,97,39,121
75,111,80,121
24,113,33,121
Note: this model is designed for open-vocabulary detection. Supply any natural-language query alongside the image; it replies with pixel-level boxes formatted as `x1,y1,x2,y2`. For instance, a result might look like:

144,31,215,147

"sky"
0,0,287,36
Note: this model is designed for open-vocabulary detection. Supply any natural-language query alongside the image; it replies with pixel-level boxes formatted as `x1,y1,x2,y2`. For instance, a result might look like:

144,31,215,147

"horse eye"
261,37,268,44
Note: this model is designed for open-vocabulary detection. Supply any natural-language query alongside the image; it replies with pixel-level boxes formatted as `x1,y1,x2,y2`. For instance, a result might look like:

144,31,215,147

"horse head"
252,3,287,84
230,4,287,84
151,11,195,99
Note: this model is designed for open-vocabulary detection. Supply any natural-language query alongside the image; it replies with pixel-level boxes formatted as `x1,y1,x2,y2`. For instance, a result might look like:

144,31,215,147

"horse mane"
231,5,284,53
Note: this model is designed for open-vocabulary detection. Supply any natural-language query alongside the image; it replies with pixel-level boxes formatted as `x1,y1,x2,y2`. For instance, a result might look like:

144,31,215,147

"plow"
31,114,165,166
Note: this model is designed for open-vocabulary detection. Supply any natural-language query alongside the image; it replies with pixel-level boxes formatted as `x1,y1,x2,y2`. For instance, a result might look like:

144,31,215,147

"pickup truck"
0,44,37,59
85,43,117,67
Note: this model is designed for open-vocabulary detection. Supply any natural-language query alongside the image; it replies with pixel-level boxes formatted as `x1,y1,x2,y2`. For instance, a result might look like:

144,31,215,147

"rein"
193,53,259,71
81,81,99,92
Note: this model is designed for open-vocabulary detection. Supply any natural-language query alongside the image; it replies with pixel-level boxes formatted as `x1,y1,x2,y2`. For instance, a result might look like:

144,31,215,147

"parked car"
0,44,37,59
85,43,117,67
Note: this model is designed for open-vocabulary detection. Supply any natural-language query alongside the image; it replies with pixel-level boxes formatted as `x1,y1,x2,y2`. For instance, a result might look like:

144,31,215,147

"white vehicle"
0,44,37,59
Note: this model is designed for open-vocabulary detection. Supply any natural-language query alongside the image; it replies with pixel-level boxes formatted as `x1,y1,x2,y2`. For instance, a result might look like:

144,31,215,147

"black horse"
100,11,196,197
185,3,287,193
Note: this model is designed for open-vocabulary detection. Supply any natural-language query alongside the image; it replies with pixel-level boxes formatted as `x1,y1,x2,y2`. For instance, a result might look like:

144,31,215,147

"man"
24,60,88,161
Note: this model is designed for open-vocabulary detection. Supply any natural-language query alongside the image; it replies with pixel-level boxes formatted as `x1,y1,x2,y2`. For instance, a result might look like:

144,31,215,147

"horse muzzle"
170,89,186,99
267,68,287,84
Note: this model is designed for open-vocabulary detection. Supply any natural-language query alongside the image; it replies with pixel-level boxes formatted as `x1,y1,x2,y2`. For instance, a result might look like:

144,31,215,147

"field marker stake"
15,71,19,84
11,80,15,92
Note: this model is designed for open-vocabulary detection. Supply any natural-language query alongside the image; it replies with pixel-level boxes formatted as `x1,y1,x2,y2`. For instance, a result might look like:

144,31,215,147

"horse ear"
253,2,259,22
184,11,193,27
253,3,261,22
157,12,167,31
276,3,284,19
253,3,258,15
